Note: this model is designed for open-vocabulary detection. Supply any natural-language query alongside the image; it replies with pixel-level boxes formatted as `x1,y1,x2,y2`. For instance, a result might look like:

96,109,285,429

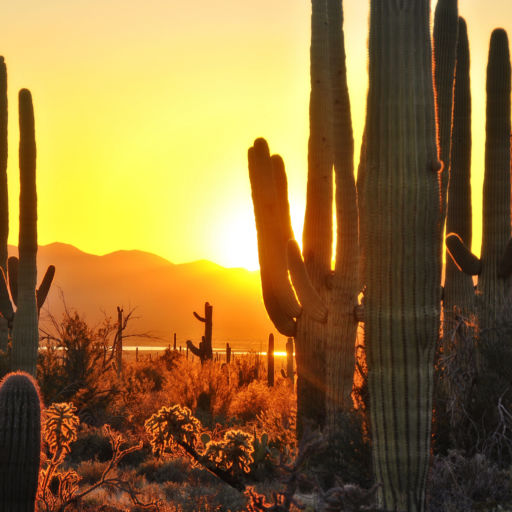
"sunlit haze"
1,1,511,270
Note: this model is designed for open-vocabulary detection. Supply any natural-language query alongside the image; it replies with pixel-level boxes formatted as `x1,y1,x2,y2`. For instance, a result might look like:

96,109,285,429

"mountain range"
11,243,281,353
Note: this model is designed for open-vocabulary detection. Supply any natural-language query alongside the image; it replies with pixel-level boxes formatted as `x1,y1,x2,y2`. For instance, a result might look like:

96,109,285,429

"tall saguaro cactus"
11,90,39,375
0,65,55,370
446,29,512,334
443,18,475,316
361,2,442,510
248,0,359,435
0,371,42,511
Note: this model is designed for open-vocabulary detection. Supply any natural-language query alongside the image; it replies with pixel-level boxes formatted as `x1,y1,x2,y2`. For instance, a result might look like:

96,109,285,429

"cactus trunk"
362,2,441,510
478,30,511,332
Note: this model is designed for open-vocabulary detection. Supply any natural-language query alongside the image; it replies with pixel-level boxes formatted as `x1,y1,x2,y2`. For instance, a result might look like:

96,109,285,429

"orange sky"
0,1,511,270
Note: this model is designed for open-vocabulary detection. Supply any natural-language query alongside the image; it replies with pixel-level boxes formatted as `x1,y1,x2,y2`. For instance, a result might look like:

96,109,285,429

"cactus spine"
361,2,441,510
0,371,42,511
248,0,359,435
186,302,213,363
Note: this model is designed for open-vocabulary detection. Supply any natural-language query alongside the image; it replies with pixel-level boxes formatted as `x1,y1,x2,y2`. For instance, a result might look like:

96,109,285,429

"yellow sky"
0,1,511,270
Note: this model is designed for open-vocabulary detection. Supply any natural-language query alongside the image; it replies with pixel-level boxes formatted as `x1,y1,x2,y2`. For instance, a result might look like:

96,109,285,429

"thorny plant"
145,404,259,491
37,401,159,512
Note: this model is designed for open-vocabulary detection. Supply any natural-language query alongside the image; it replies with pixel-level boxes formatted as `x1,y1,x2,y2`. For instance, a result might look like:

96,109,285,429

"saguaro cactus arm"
287,240,327,322
248,139,302,336
36,264,55,310
446,233,482,275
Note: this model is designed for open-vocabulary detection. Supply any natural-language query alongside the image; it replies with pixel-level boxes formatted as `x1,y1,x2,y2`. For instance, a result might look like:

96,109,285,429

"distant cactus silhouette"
267,333,274,387
186,302,213,363
0,371,42,512
280,337,295,386
0,70,55,372
115,306,123,376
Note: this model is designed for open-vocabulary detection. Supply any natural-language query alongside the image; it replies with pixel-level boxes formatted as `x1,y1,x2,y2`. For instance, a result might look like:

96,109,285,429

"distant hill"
8,243,284,353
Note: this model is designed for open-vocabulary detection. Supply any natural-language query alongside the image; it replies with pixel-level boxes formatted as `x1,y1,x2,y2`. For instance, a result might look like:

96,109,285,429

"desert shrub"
66,424,113,464
307,410,373,490
76,459,109,485
229,379,293,425
38,309,121,425
235,353,262,387
428,450,512,511
253,381,296,453
434,307,512,466
161,481,246,512
163,359,235,423
137,457,190,484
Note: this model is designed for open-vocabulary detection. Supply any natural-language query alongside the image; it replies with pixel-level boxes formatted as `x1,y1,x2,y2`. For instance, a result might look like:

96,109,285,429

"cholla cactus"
145,404,201,455
204,430,255,476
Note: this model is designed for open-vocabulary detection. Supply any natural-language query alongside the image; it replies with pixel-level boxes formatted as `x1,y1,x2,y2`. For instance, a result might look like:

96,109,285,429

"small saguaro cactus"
267,333,274,387
0,371,42,512
446,28,512,337
186,302,213,363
